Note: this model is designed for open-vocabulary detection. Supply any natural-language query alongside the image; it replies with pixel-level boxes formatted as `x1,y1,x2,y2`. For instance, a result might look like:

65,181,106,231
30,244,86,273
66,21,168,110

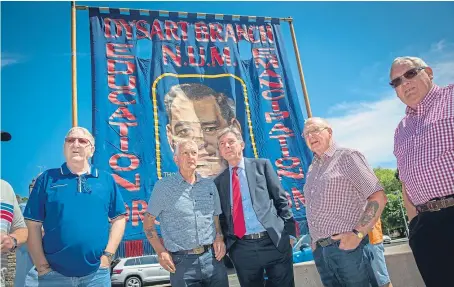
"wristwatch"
9,235,18,252
102,251,114,261
352,229,364,239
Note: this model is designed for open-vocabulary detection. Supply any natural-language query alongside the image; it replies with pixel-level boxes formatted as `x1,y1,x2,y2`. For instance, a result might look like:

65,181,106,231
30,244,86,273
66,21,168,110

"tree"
373,168,409,236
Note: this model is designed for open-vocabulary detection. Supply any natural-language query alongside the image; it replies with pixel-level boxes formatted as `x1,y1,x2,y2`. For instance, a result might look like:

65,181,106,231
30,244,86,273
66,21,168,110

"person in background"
365,219,393,287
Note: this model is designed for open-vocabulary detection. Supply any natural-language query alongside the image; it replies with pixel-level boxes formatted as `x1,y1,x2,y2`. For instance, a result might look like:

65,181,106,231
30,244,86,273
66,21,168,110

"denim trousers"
25,267,110,287
170,248,229,287
313,238,377,287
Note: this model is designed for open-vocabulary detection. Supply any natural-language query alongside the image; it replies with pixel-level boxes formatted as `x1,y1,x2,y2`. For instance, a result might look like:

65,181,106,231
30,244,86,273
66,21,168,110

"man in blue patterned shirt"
143,139,228,287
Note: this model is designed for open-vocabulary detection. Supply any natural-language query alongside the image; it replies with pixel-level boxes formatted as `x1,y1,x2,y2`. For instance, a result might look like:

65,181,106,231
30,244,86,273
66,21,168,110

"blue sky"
2,1,454,197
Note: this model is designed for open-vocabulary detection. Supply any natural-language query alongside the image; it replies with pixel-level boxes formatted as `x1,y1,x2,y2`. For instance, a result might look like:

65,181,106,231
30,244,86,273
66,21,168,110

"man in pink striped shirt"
303,117,387,287
391,56,454,287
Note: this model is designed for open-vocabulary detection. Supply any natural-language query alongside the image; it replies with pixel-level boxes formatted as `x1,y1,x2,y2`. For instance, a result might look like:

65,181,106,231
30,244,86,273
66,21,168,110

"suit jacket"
214,157,296,253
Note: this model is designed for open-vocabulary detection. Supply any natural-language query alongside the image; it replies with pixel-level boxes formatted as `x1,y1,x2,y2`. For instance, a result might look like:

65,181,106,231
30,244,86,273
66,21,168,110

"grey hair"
174,139,198,155
303,117,332,130
217,126,243,145
390,56,429,76
65,127,95,145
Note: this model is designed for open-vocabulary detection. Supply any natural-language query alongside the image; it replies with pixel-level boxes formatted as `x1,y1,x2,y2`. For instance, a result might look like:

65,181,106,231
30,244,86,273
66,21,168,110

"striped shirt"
1,180,26,278
147,173,222,252
303,144,383,242
394,84,454,205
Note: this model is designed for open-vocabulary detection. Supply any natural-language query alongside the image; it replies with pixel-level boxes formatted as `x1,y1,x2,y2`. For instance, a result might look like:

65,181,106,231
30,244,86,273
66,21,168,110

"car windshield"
138,256,159,265
293,234,311,251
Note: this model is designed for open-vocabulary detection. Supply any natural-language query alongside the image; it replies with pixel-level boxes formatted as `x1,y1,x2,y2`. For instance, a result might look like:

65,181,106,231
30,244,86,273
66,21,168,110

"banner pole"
71,1,78,127
288,20,312,118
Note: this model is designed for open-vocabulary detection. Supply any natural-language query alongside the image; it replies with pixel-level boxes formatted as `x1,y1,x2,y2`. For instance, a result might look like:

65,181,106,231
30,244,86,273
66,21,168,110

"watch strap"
352,229,364,238
103,251,114,259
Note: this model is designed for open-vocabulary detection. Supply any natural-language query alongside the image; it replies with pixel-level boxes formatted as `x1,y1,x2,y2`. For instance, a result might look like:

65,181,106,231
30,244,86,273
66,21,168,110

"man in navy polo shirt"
24,127,127,286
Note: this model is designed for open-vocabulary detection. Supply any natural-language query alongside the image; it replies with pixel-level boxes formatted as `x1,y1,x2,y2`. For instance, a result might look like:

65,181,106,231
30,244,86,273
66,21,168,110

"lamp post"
394,190,409,237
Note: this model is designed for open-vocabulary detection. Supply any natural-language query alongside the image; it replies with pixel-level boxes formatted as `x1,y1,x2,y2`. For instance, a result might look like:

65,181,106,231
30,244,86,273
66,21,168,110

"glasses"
303,127,328,138
65,137,91,146
389,67,426,88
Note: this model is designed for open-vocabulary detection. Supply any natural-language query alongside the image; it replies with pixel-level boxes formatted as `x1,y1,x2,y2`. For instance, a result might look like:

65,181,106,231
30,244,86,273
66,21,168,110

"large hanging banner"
89,8,313,244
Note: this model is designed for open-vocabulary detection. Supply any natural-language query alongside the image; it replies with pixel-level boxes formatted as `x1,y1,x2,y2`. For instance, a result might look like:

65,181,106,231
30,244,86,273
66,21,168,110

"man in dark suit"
214,126,296,287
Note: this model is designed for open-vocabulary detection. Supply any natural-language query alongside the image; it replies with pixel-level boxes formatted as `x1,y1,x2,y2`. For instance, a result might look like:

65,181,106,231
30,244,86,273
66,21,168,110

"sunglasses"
65,137,91,146
389,67,426,88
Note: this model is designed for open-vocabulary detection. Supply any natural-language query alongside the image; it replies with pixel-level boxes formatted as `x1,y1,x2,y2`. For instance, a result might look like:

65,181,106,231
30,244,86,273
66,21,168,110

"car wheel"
125,276,142,287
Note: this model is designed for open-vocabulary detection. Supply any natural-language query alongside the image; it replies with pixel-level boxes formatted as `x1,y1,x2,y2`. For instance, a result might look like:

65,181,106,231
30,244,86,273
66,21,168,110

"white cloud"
325,40,454,168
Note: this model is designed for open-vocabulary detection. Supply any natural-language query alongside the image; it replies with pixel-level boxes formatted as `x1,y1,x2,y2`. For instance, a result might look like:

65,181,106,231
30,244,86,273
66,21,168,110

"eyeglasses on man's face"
303,127,328,138
65,137,91,147
389,67,426,88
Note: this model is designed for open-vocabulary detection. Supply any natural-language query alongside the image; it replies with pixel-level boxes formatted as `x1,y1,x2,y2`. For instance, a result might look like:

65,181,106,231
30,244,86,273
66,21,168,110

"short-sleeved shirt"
24,163,127,277
147,173,222,252
1,179,26,273
304,144,383,242
394,84,454,205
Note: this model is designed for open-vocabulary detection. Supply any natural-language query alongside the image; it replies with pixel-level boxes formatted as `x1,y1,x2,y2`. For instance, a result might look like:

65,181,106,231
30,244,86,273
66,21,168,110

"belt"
316,236,338,248
171,244,212,255
240,231,268,240
416,195,454,213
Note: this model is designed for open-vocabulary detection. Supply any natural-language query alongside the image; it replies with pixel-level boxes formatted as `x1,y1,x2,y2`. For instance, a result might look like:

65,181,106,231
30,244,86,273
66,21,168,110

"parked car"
111,255,170,287
383,235,392,244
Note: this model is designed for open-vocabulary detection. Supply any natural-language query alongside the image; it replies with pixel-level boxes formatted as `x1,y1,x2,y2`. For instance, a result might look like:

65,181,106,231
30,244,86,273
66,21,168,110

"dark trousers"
313,237,376,287
229,236,294,287
409,205,454,287
170,249,229,287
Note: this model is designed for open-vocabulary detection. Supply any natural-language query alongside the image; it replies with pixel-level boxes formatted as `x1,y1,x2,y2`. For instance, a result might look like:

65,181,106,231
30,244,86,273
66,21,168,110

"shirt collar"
60,162,98,178
176,171,202,184
405,84,439,116
229,157,245,173
314,142,337,161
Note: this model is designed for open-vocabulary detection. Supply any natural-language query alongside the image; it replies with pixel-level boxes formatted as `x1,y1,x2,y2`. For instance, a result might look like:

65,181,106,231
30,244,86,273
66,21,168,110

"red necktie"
232,166,246,238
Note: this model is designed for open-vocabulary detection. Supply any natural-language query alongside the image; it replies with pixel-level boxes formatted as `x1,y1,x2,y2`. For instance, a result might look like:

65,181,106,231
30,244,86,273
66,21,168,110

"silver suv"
111,255,170,287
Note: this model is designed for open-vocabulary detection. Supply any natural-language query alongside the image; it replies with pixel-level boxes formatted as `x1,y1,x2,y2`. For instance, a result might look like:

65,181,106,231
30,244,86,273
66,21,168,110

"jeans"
170,248,229,287
26,267,110,287
364,243,390,287
313,238,376,287
14,245,35,287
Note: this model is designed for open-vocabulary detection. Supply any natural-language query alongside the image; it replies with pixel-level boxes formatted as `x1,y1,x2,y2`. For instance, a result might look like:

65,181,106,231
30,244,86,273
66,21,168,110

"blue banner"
89,8,313,243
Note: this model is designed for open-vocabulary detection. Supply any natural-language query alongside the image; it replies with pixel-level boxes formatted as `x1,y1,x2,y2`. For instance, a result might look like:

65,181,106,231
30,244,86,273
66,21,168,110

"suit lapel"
220,169,231,218
244,158,257,205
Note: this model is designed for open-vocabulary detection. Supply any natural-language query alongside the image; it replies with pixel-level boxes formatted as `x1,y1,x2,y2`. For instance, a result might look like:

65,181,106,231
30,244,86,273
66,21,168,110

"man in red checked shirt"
391,56,454,287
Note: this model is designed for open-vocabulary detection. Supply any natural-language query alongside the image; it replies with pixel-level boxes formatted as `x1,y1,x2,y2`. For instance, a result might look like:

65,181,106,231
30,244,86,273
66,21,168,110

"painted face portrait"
165,83,240,177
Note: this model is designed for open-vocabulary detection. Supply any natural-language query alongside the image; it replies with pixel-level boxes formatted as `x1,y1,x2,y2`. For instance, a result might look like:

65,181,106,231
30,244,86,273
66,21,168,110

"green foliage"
373,168,408,236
